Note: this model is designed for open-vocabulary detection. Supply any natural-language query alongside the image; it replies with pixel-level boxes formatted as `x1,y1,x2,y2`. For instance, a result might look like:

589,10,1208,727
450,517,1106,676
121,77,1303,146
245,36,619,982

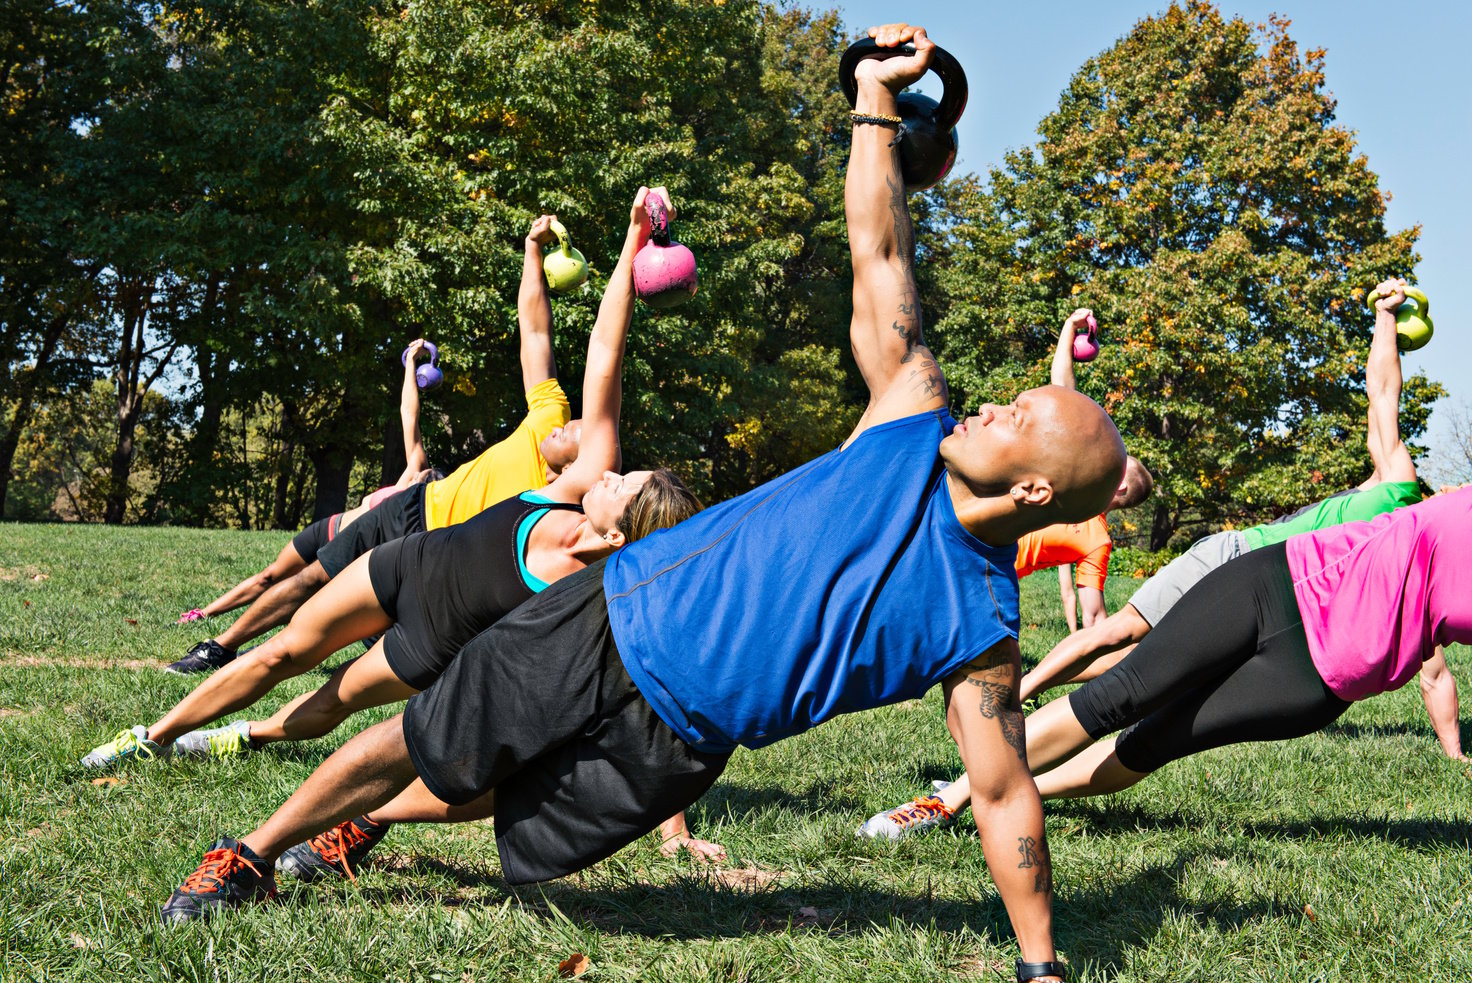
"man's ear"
1010,478,1055,509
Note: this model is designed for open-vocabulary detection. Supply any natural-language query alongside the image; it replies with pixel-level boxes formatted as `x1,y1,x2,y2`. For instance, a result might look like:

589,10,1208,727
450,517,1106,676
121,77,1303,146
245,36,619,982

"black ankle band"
1016,959,1067,983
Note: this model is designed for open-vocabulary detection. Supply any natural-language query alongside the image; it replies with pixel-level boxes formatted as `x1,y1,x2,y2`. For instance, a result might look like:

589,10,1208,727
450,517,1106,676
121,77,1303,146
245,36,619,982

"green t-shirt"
1241,481,1422,550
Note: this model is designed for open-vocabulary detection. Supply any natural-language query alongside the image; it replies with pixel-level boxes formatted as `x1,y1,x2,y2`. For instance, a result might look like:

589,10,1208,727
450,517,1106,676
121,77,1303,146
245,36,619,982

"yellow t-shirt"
423,378,571,531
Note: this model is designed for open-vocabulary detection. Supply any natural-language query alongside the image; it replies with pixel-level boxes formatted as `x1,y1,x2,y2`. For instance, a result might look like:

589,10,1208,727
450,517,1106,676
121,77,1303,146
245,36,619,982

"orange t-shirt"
1013,515,1112,591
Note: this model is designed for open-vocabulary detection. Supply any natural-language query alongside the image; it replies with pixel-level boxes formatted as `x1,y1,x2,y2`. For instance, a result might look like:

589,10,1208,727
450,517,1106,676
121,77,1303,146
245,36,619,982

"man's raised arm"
844,25,947,443
519,215,560,392
1363,277,1416,486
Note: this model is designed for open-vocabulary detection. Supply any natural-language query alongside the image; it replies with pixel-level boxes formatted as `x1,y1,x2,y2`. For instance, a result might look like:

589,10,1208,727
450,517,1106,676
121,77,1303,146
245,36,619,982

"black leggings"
1067,542,1352,774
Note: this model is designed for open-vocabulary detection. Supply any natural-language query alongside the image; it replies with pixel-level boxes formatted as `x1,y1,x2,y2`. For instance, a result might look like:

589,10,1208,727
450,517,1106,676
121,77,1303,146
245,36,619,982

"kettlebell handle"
548,218,572,251
645,191,672,247
401,341,439,368
1366,286,1428,316
838,37,968,133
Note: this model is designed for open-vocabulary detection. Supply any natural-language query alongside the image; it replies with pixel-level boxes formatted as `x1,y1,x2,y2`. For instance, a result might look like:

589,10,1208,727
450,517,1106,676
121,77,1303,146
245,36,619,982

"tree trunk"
379,415,406,487
271,437,296,529
309,444,352,520
1149,501,1175,552
0,309,72,517
104,275,179,524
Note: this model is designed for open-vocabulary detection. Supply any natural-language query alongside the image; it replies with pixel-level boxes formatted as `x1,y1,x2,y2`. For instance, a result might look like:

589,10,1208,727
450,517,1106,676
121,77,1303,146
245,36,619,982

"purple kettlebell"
633,192,697,309
1072,314,1100,363
401,341,442,390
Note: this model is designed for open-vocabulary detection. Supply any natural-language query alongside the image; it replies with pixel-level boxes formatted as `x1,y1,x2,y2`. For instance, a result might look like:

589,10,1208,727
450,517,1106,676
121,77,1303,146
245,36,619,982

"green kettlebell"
542,219,588,294
1365,285,1433,352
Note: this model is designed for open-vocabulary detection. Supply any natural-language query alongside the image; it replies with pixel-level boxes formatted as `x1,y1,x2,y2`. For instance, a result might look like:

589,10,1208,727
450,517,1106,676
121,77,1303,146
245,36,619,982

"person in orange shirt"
1014,515,1114,631
170,215,578,674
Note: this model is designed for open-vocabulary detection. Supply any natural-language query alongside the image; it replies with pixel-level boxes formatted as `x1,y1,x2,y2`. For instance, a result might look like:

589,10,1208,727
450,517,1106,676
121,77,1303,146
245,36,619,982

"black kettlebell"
838,37,968,192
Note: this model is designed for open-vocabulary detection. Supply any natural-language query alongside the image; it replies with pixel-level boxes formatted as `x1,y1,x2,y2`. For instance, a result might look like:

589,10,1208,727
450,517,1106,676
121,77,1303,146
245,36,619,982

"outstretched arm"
1419,646,1465,761
1363,277,1416,486
398,339,431,478
944,638,1059,974
544,189,655,499
844,25,947,445
1051,309,1091,391
519,215,560,392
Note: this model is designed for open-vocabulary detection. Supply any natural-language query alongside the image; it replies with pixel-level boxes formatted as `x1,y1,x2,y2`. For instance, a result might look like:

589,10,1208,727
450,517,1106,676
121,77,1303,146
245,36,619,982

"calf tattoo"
1016,836,1054,896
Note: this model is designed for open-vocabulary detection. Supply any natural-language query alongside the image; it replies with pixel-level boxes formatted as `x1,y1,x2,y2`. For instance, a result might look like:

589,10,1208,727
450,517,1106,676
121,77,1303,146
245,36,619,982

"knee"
249,639,307,679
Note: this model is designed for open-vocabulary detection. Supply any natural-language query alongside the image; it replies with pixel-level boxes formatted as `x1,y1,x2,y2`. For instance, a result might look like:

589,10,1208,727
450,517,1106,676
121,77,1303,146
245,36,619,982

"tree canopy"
0,1,1440,546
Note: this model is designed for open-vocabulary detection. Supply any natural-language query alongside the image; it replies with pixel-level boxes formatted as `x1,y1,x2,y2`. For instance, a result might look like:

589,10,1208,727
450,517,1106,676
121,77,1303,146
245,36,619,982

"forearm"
581,233,639,415
1051,330,1076,390
1420,664,1464,760
518,240,556,386
1022,627,1127,701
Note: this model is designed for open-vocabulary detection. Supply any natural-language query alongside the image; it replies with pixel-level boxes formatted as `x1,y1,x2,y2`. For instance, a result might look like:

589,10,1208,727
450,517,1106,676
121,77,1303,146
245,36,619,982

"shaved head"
940,385,1126,539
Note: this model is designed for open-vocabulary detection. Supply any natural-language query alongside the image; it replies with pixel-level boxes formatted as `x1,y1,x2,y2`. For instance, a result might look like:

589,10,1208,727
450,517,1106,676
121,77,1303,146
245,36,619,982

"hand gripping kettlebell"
401,341,442,390
1073,314,1100,362
633,192,698,309
838,37,969,192
1365,286,1433,352
542,219,589,294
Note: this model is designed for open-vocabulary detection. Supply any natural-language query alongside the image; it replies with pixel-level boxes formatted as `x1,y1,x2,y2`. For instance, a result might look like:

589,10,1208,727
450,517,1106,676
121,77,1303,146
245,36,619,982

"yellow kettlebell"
542,219,588,294
1365,285,1433,352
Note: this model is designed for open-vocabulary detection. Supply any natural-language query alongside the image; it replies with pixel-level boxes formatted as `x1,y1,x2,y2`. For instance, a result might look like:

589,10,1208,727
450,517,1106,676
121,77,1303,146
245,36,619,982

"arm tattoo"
1017,836,1054,896
886,171,924,364
962,646,1026,762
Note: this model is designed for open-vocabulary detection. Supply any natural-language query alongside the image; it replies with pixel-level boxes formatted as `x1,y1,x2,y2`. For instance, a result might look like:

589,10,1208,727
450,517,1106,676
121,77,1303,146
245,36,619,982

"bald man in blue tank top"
159,25,1124,980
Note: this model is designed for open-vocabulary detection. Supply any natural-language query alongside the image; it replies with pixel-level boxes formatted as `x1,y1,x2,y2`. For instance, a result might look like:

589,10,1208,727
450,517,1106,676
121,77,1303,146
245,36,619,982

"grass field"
1,523,1468,981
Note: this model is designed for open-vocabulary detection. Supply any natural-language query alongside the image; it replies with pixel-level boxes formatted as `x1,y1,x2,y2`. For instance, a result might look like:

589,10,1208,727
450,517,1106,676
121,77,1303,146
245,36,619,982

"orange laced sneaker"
856,794,956,840
275,815,392,884
161,837,276,925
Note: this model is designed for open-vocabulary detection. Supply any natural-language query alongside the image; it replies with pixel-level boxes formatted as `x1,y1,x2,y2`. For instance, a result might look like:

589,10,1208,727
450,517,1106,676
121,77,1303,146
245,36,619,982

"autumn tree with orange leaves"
921,1,1440,549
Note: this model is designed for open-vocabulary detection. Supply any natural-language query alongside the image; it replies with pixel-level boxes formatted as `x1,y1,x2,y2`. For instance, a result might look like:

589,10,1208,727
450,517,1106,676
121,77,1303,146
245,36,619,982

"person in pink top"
1010,486,1472,802
174,339,438,632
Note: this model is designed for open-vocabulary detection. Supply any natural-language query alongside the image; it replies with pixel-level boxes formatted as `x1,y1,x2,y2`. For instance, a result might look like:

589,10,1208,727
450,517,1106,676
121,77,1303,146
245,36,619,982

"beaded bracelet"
849,110,902,126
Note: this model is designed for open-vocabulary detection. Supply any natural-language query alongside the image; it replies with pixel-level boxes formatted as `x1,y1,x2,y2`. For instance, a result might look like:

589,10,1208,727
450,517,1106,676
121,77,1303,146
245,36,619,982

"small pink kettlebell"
1072,314,1100,362
633,192,697,309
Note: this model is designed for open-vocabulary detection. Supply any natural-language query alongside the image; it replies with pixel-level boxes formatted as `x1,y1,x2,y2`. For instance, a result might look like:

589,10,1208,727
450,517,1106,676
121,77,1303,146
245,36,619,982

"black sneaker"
276,815,392,883
161,836,276,924
165,639,236,675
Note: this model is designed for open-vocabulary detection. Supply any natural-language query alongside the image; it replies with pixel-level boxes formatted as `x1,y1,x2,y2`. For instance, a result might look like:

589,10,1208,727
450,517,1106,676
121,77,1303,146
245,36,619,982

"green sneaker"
81,725,169,770
174,720,256,760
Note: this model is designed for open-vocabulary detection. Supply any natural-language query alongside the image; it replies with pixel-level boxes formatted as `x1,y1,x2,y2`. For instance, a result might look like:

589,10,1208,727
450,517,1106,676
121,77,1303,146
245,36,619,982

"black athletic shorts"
289,516,335,566
316,483,427,578
401,559,731,884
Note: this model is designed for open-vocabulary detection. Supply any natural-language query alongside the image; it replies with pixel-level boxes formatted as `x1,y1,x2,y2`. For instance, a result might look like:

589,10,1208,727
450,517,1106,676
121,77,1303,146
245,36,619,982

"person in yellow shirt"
171,214,579,674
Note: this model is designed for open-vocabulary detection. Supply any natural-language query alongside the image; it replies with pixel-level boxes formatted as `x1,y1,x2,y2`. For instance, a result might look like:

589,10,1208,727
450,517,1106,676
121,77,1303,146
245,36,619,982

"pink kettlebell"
1072,314,1100,362
633,192,697,309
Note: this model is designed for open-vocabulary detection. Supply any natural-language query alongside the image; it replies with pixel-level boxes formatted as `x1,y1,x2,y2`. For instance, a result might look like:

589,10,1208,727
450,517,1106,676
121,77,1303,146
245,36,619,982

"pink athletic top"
365,485,399,509
1287,487,1472,702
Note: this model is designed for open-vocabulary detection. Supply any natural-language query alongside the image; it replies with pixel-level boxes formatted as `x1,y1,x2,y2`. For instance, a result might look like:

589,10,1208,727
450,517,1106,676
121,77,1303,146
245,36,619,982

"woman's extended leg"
246,644,418,746
147,554,391,746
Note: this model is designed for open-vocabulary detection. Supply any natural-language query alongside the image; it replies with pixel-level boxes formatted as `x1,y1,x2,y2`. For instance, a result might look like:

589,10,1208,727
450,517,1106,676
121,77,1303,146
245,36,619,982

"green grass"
1,523,1468,981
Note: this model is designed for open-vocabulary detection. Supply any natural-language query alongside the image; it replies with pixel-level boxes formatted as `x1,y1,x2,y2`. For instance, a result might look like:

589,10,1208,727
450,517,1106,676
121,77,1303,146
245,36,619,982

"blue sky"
838,0,1469,463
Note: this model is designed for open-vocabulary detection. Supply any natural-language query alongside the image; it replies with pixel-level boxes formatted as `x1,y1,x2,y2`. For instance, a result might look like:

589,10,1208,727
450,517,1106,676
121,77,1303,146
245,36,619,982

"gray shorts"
1127,530,1248,627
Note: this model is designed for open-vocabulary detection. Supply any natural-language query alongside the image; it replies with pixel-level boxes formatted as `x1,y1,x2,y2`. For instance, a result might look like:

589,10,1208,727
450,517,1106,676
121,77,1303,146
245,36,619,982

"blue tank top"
603,410,1021,752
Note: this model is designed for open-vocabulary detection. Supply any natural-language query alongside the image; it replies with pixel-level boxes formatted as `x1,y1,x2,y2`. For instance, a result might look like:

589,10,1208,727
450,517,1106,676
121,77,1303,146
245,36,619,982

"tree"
922,1,1441,548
